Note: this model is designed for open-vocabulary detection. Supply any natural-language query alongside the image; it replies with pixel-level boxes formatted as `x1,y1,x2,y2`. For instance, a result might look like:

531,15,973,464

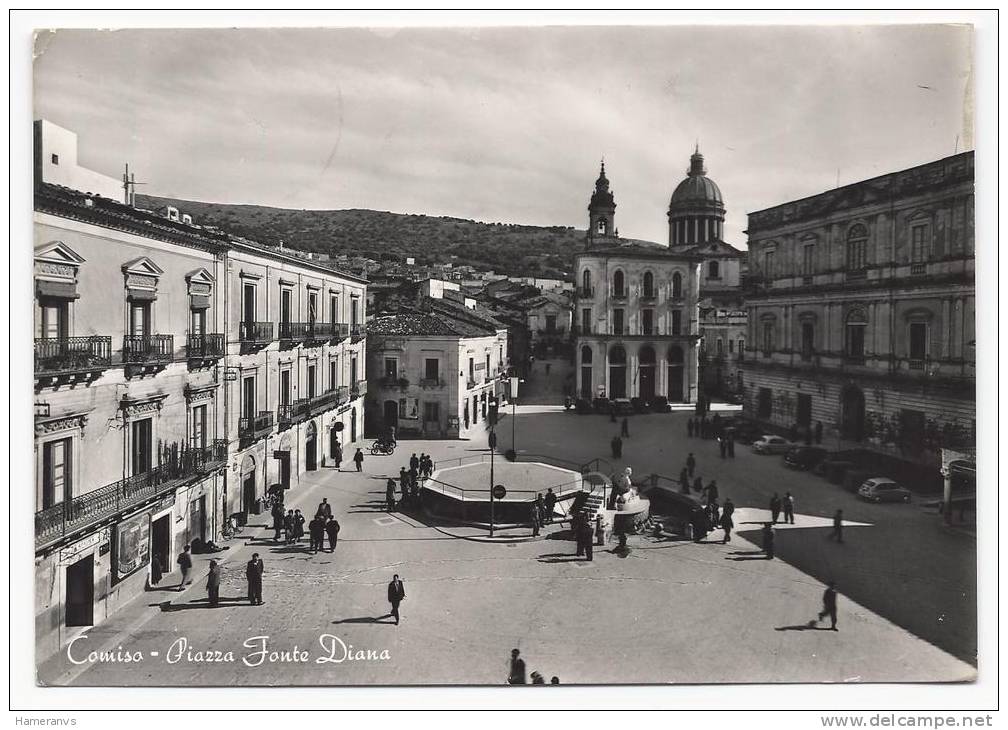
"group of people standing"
386,452,435,512
570,510,602,559
507,649,560,685
270,498,341,553
528,488,558,536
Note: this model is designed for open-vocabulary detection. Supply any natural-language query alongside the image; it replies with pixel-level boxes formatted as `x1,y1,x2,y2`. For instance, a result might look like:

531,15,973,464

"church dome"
669,147,724,211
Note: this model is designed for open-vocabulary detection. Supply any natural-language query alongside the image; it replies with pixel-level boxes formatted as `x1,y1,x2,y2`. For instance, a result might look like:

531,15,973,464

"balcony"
239,410,274,446
34,336,113,384
122,334,173,372
278,321,311,348
309,389,339,414
278,398,311,429
640,290,657,303
186,333,225,366
332,323,350,342
466,378,477,389
240,321,274,348
577,285,595,298
35,440,223,550
845,269,867,282
350,380,367,399
536,327,566,336
308,322,335,344
420,377,446,388
350,324,366,343
910,263,927,276
611,290,628,302
378,376,410,389
335,385,350,404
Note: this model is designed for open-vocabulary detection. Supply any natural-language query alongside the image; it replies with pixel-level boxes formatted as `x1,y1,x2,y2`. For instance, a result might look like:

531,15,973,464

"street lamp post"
489,397,499,537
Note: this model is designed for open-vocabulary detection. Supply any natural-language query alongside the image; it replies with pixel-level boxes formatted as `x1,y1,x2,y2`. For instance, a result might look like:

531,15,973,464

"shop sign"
115,511,151,581
59,532,102,563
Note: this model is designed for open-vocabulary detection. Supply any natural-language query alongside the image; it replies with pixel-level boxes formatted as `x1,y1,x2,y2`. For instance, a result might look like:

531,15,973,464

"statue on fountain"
613,467,640,511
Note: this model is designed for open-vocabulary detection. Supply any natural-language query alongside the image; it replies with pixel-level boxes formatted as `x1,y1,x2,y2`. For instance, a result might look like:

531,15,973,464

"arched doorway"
329,421,343,462
383,400,399,433
638,345,656,401
841,384,865,441
277,433,292,489
667,346,684,402
305,421,318,471
580,345,593,399
350,408,357,443
608,345,627,399
241,455,257,517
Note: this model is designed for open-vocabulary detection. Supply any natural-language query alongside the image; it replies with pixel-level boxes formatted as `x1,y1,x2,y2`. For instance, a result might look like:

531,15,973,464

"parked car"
858,477,912,503
752,435,794,455
592,397,611,414
575,398,594,415
731,419,763,444
783,446,829,471
612,399,634,416
814,457,856,483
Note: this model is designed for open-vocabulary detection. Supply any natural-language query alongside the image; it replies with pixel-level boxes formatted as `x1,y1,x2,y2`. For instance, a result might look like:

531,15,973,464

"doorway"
242,471,256,518
608,345,627,399
306,421,318,471
329,426,341,460
667,346,684,402
278,451,291,489
190,496,206,544
65,554,94,627
350,409,357,443
151,515,170,582
383,400,399,434
841,385,865,441
638,345,656,401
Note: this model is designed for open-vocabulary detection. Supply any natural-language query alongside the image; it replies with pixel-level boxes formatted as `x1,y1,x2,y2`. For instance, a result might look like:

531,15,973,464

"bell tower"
587,160,616,246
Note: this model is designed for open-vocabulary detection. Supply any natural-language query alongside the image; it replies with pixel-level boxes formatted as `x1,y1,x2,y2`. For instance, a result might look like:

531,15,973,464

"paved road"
39,410,976,686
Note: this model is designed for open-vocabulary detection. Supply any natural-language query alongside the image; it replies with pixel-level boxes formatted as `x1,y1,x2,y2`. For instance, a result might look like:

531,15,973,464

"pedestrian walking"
333,438,343,469
177,543,193,591
719,437,726,459
707,480,718,504
686,452,696,477
205,559,221,606
710,499,721,531
574,514,586,557
723,497,735,521
544,488,557,524
386,574,406,625
284,509,295,544
687,418,694,438
410,453,419,473
530,501,540,537
762,523,775,559
783,492,795,524
621,417,629,438
610,435,619,458
399,467,409,496
816,581,839,631
579,516,594,561
830,509,844,543
316,498,332,520
815,420,823,445
770,493,782,524
719,509,733,544
246,553,264,605
386,479,397,512
353,448,364,472
536,493,547,525
308,516,325,553
508,649,527,685
293,509,305,543
325,516,340,552
595,513,605,546
272,502,284,541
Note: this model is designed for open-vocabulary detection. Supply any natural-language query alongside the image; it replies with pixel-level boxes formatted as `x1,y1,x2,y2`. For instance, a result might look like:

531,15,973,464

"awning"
36,279,79,300
190,294,211,310
127,288,157,302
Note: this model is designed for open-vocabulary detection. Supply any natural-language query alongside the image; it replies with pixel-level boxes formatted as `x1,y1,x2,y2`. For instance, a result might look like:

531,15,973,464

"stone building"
742,151,975,462
33,121,366,661
574,162,702,404
365,287,508,438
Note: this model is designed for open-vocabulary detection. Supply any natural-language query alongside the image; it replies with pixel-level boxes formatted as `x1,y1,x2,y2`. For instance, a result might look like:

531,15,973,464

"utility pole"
122,163,146,206
488,396,499,537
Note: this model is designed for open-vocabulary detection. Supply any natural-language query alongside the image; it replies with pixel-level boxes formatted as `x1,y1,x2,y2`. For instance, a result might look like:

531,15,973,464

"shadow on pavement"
537,555,585,563
155,597,250,611
331,616,397,625
775,623,837,632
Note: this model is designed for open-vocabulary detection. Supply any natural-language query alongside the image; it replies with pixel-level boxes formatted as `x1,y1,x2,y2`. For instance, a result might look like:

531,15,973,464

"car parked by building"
752,435,794,455
858,477,912,503
783,446,830,471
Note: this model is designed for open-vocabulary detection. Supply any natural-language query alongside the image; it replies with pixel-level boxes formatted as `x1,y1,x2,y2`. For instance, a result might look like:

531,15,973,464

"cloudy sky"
33,24,972,247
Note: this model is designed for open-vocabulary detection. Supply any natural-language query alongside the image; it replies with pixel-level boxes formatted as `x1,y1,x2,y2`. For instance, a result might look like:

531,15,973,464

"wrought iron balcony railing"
351,379,367,398
186,333,225,361
335,385,350,404
35,336,113,378
611,290,628,301
332,323,350,342
122,334,173,366
239,411,274,445
577,286,595,298
278,321,311,345
35,440,223,548
310,389,339,414
350,323,365,343
420,377,446,388
278,398,311,429
240,321,274,345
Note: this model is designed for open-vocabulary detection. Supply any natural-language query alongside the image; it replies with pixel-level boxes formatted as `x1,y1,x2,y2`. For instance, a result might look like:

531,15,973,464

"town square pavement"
40,390,977,685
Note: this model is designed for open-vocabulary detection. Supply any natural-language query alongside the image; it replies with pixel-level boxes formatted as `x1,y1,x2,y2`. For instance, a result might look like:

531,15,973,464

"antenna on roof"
122,163,147,206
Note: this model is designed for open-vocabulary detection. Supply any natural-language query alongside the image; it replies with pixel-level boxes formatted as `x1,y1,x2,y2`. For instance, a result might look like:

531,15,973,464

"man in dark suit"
817,581,839,630
387,574,406,625
316,498,333,520
246,553,264,605
325,516,340,552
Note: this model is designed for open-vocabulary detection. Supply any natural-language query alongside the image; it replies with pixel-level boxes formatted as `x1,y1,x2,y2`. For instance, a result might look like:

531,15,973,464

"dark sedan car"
783,446,829,471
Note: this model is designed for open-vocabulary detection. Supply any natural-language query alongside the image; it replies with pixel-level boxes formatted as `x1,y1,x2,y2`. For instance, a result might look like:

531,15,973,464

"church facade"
572,160,704,405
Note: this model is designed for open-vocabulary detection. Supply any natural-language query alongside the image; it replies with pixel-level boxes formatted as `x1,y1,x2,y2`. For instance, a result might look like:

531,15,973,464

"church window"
708,261,720,279
671,272,682,299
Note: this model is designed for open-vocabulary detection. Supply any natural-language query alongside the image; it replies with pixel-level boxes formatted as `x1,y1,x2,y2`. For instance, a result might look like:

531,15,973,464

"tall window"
39,299,68,339
641,309,654,336
280,288,292,324
131,418,153,476
672,272,683,299
468,357,475,382
384,358,398,380
330,293,339,324
597,219,607,235
191,404,207,449
41,438,72,509
802,244,815,276
716,338,724,357
728,339,734,354
485,353,491,375
242,283,256,325
612,309,624,336
545,314,557,333
708,260,720,279
423,402,440,423
581,308,592,334
613,270,625,297
580,345,593,399
910,225,929,263
350,356,358,388
738,338,745,360
581,269,591,294
129,301,151,337
642,271,654,298
425,358,439,381
801,322,815,361
351,298,359,327
847,224,868,271
763,250,775,279
307,364,317,398
308,292,318,324
671,310,682,336
280,370,291,406
909,322,928,362
762,322,774,357
845,310,867,361
190,307,206,337
242,375,256,418
329,360,338,391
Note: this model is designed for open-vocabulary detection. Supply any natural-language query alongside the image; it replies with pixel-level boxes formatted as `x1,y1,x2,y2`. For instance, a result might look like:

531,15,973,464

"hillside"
135,195,585,279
